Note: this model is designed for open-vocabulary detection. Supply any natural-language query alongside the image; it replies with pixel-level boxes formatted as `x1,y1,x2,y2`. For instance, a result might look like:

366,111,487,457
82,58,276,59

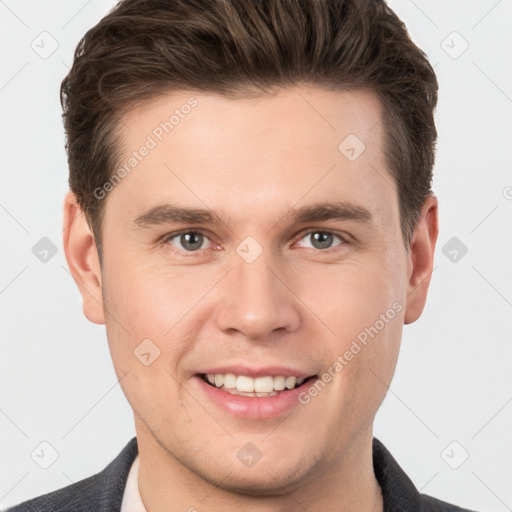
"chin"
206,467,307,497
192,451,319,498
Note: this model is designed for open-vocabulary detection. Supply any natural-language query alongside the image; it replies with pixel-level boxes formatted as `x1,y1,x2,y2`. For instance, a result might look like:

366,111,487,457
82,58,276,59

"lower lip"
193,375,312,419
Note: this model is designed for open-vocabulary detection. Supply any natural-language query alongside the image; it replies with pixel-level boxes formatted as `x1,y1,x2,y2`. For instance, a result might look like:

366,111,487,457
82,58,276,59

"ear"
62,191,105,325
404,194,439,325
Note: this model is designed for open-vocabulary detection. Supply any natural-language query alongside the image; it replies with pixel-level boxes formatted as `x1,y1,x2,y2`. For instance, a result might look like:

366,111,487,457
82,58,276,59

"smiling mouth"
199,373,317,397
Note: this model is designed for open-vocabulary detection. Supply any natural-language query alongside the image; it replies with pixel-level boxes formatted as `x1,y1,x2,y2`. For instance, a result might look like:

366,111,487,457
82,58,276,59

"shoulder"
419,493,479,511
4,437,138,512
372,437,478,512
5,472,106,512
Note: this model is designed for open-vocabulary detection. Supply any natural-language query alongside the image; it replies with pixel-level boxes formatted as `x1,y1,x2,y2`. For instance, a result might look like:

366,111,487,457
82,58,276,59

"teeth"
285,376,296,389
204,373,308,394
273,376,286,390
254,376,274,393
236,375,254,393
223,373,237,389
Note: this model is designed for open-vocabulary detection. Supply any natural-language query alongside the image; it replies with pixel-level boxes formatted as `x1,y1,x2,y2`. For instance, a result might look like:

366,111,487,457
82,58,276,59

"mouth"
198,372,317,398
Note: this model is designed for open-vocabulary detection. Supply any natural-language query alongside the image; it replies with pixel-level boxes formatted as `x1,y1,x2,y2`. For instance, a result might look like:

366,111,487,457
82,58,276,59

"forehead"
106,86,396,232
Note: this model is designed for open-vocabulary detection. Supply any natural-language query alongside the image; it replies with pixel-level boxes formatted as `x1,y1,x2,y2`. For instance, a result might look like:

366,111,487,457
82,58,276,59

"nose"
214,250,301,341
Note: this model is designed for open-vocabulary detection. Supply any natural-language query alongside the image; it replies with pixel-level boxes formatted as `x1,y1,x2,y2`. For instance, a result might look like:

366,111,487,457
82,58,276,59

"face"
65,86,436,495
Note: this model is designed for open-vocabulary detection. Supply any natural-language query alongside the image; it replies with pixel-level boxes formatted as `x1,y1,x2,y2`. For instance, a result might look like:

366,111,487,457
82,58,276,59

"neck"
136,420,383,512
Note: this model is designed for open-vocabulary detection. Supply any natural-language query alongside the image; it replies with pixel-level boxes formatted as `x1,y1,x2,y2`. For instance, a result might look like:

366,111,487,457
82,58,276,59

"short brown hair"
61,0,438,261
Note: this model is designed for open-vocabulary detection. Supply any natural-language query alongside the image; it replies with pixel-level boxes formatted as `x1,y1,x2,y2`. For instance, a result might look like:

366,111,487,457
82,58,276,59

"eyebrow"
133,201,373,229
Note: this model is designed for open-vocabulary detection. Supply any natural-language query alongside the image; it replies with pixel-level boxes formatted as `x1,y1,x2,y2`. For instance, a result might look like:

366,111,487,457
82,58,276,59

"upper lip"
196,365,316,379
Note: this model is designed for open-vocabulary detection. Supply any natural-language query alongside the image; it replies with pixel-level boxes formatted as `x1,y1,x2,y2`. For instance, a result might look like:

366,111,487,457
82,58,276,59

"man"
7,0,477,510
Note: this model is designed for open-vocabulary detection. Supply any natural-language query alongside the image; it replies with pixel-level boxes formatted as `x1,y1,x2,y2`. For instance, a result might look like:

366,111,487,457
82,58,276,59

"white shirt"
120,455,148,512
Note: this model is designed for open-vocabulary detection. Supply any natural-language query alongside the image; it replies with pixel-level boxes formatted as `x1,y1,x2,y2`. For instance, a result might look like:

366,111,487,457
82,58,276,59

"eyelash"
161,229,349,257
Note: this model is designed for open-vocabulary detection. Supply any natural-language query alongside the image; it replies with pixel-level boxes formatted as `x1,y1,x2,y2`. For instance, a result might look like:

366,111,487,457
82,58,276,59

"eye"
162,229,347,255
295,230,347,251
164,231,213,253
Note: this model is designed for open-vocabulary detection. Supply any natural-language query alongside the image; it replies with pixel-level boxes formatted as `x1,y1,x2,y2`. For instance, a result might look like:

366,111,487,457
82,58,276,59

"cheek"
101,267,166,366
296,255,403,342
296,254,405,401
104,262,194,333
101,266,200,421
101,262,218,373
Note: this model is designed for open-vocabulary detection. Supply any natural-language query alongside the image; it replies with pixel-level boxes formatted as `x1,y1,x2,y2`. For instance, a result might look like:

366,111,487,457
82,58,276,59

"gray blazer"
5,437,477,511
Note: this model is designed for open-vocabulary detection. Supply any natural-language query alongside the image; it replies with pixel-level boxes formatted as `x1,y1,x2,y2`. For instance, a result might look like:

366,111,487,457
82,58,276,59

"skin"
63,86,438,511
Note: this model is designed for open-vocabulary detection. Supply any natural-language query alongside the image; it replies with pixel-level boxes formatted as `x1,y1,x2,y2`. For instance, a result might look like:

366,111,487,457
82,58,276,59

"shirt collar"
120,454,147,512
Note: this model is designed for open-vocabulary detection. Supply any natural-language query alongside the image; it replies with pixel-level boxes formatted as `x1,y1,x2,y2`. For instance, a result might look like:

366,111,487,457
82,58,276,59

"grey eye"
168,232,208,251
299,231,344,250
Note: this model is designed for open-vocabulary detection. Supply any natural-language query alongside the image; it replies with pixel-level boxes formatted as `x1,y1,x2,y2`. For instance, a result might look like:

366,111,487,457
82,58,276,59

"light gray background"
1,1,511,510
